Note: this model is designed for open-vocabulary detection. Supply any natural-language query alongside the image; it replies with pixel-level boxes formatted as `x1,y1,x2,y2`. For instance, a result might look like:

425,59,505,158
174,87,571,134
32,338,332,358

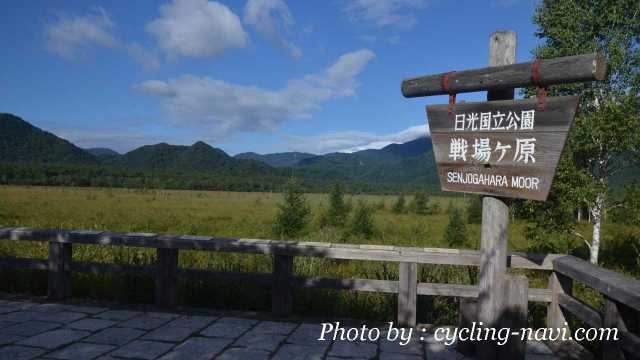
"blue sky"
0,0,542,155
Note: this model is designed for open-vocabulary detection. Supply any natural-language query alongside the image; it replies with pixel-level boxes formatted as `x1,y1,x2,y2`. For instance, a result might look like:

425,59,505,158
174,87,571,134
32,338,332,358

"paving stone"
378,354,423,360
30,303,66,313
425,342,465,360
93,310,141,321
217,348,270,360
119,314,173,330
271,343,327,360
286,324,324,344
47,342,116,360
0,345,46,360
0,320,17,329
0,321,61,336
0,305,20,314
167,315,216,330
233,333,287,352
379,337,423,355
158,337,232,360
108,340,174,360
526,340,554,355
328,341,378,359
326,357,368,360
17,329,90,350
251,321,297,335
84,327,145,346
32,311,87,323
200,317,257,338
61,305,108,315
67,318,117,332
144,312,180,320
1,311,41,322
142,326,196,342
0,333,25,346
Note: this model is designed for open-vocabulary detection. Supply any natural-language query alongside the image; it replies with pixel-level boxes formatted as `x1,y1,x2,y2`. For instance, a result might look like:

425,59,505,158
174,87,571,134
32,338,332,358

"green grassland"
0,185,637,325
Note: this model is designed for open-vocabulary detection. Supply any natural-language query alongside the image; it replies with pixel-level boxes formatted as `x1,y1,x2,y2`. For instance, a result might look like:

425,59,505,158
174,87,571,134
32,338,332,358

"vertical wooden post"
155,248,178,309
397,262,417,327
458,298,478,356
48,242,72,300
602,296,628,360
547,271,572,334
499,275,528,360
272,254,293,317
477,30,516,360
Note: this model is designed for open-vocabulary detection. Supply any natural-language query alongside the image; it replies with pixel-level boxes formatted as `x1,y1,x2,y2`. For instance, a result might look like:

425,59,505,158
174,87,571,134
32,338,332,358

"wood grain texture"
499,275,528,360
402,52,605,98
397,262,417,327
427,96,579,201
272,254,293,317
48,242,72,300
155,248,178,309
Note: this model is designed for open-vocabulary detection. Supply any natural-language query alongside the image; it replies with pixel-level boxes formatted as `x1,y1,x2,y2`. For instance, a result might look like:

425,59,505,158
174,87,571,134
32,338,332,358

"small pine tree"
322,183,349,227
349,202,376,239
443,207,467,248
410,191,429,214
392,195,406,214
272,179,310,239
466,196,483,224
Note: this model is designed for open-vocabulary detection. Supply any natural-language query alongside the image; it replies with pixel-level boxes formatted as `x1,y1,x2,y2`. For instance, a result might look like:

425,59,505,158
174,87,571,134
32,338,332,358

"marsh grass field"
0,185,637,326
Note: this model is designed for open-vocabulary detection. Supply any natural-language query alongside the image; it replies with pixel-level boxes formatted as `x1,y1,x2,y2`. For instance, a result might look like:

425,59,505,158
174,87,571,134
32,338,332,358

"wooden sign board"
426,96,579,201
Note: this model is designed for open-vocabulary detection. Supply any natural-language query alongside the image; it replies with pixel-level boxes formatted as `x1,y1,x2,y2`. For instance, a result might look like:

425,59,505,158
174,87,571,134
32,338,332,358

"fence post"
602,296,628,360
398,262,417,327
499,275,528,360
547,271,572,334
155,248,178,309
458,298,478,356
272,254,293,317
48,242,72,300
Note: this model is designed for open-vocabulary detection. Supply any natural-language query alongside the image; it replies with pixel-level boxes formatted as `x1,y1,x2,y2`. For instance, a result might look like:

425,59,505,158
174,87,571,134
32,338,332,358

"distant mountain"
109,141,275,175
295,137,438,185
86,147,120,157
235,151,316,167
0,113,97,165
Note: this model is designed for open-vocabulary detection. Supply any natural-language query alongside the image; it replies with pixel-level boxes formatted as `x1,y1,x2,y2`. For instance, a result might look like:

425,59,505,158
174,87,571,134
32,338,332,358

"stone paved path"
0,297,558,359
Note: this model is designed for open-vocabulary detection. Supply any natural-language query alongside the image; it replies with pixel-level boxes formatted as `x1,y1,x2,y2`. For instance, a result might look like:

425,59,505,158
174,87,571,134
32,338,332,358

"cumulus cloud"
135,49,375,136
146,0,248,59
344,0,427,28
44,7,118,58
285,124,429,154
244,0,302,59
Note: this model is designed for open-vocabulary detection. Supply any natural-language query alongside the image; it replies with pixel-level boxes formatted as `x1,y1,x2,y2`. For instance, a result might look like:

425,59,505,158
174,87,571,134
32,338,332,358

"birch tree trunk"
589,193,605,264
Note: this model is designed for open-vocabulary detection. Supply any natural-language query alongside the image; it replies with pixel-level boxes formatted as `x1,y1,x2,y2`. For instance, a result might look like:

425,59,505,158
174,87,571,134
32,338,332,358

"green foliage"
525,0,640,262
410,191,429,214
272,179,311,239
611,184,640,226
349,202,376,239
392,195,406,214
320,183,350,227
443,207,467,248
466,196,483,224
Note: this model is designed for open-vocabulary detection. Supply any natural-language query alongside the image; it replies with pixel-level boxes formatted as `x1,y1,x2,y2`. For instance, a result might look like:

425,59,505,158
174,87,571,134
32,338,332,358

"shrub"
443,207,467,248
272,179,310,239
466,196,483,224
410,191,429,215
392,195,406,214
349,202,376,239
321,183,349,227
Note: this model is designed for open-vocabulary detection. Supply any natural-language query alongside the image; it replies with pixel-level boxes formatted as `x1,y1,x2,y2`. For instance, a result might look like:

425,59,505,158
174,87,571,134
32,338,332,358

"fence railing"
1,226,639,359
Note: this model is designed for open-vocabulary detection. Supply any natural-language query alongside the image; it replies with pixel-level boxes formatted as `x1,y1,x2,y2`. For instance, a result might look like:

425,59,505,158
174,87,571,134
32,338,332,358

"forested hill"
234,151,316,167
0,113,97,165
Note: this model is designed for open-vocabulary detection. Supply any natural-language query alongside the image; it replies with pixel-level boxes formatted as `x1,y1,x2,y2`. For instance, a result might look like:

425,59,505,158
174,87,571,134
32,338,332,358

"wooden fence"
0,227,639,358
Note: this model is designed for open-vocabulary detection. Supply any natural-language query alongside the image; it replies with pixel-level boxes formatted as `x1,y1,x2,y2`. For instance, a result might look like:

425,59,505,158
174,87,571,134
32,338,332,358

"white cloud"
44,7,118,58
344,0,427,28
135,49,375,136
244,0,302,59
126,43,161,70
285,124,429,154
146,0,248,59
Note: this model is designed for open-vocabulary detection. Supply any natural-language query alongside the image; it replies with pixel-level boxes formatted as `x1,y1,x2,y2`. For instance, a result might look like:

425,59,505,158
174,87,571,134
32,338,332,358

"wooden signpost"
427,96,579,201
401,30,605,360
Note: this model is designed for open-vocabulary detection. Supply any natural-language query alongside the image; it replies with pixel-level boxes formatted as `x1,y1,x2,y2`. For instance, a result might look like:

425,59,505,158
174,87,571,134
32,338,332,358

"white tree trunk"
589,193,605,264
